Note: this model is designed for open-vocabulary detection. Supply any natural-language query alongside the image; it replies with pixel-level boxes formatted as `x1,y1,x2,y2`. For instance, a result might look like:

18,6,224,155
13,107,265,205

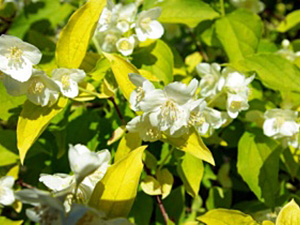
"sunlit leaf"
276,199,300,225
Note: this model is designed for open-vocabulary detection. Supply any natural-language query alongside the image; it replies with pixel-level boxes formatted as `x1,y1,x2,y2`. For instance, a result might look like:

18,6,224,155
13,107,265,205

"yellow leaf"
99,79,115,99
107,126,126,146
262,221,275,225
89,145,147,218
185,52,202,73
0,217,23,225
165,130,215,165
17,98,68,164
74,82,96,102
103,53,139,100
141,175,162,196
157,168,174,199
56,0,106,68
138,69,160,82
6,165,19,180
197,209,258,225
114,132,142,163
12,200,22,213
276,199,300,225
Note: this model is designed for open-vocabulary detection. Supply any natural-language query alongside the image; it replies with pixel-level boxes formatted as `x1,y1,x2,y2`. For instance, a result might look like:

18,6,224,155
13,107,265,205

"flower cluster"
277,39,300,62
0,144,132,225
263,108,300,148
94,0,164,56
0,35,86,107
126,64,255,142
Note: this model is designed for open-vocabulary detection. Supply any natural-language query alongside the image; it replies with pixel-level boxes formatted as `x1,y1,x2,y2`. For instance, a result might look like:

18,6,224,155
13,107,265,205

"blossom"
135,7,164,41
0,176,15,206
39,144,110,207
0,35,42,82
196,63,225,97
230,0,265,14
277,39,300,62
116,35,137,56
263,109,300,141
226,93,250,118
15,189,65,225
188,99,227,135
126,114,162,142
129,73,155,111
115,3,137,33
96,28,122,53
52,68,86,98
223,70,254,95
2,70,60,107
139,79,198,136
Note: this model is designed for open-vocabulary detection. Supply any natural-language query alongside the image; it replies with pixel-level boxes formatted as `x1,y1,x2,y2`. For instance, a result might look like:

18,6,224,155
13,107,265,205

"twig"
108,96,126,125
17,179,34,189
156,195,169,225
189,29,209,62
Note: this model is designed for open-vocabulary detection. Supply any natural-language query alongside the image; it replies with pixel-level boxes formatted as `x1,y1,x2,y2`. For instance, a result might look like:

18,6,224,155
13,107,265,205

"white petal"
196,63,211,76
146,20,164,40
280,121,300,137
263,118,278,137
0,176,14,188
39,174,75,192
135,27,147,42
3,74,28,96
0,188,15,205
3,57,33,82
139,89,166,112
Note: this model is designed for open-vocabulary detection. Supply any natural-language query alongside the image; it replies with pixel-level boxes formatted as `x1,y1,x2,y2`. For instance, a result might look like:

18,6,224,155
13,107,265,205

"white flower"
230,0,265,14
116,3,137,33
135,7,164,42
196,63,225,97
2,70,59,107
116,35,137,56
97,28,123,53
263,109,300,140
188,99,227,135
0,35,42,82
127,114,162,142
223,70,254,95
68,144,110,185
0,176,15,206
277,39,300,62
15,189,65,225
97,0,120,32
227,93,249,118
52,68,86,98
129,73,155,111
66,204,132,225
139,79,198,136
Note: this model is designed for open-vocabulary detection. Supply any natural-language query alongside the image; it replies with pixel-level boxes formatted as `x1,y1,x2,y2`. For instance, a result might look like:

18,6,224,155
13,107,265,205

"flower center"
146,127,161,140
7,46,23,62
136,87,145,103
119,39,133,51
230,101,242,110
140,17,152,30
189,112,206,126
275,117,286,128
161,100,180,122
28,78,45,94
105,33,118,44
61,75,71,89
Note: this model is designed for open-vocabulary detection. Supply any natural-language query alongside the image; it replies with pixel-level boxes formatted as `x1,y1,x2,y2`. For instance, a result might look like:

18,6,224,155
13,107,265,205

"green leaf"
132,40,174,84
0,82,25,121
56,0,106,68
237,131,280,207
104,53,139,101
8,0,74,38
215,9,262,62
0,217,23,225
197,209,259,225
17,98,68,164
0,128,19,167
144,0,219,28
129,192,153,225
206,187,232,210
177,152,204,198
276,199,300,225
234,53,300,92
165,130,215,166
277,10,300,32
89,145,147,218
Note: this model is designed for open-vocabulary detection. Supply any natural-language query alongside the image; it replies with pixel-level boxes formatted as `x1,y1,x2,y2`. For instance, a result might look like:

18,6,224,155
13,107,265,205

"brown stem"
189,29,209,62
156,195,169,225
108,97,126,125
17,179,34,189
